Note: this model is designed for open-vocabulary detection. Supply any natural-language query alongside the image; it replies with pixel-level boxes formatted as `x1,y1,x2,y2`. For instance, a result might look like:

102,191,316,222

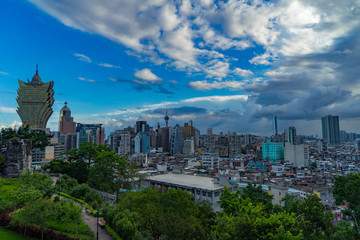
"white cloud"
74,53,91,63
108,77,118,82
233,68,253,77
98,63,121,68
103,117,123,128
189,80,245,90
30,0,360,80
0,71,9,75
183,95,248,103
0,121,22,130
0,106,17,113
250,52,275,65
134,69,162,83
78,77,96,83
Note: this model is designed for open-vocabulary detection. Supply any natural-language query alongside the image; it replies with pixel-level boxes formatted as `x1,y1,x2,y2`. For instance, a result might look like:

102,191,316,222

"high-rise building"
229,133,244,156
76,123,104,146
273,116,278,136
58,102,76,134
110,130,132,155
181,122,199,147
16,65,54,130
262,139,284,164
134,132,150,153
284,142,309,167
183,138,195,155
60,133,77,152
156,127,171,152
321,115,340,145
170,124,184,154
136,121,149,133
207,128,213,136
288,126,296,145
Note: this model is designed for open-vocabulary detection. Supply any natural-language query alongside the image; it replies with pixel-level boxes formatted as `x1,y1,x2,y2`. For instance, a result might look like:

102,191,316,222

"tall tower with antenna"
164,108,169,127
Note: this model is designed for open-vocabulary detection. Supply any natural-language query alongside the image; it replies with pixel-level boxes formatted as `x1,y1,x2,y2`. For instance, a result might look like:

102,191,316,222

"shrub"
70,183,91,199
84,190,103,209
59,192,86,205
106,224,123,240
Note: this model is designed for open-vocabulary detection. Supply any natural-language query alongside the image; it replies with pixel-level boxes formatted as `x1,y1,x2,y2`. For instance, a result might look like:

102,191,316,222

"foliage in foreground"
0,171,53,211
102,182,359,240
12,198,93,237
103,188,215,240
215,186,303,240
333,173,360,238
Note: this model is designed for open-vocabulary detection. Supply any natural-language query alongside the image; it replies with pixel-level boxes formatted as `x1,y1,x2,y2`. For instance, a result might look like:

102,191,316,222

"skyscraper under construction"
16,65,54,130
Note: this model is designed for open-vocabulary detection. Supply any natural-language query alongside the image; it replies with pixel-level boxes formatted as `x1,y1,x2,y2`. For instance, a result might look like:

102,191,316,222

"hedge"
105,224,122,240
58,192,86,205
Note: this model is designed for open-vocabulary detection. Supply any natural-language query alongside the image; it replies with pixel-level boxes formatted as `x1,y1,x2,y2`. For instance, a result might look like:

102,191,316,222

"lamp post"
95,209,103,240
95,210,99,240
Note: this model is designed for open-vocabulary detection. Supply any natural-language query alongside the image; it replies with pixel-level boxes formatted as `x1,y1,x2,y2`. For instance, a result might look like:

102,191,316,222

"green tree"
78,142,97,168
241,183,273,213
333,173,360,236
1,125,50,150
88,146,130,193
332,220,358,240
13,198,92,237
283,194,333,239
213,198,303,240
104,188,213,240
219,187,241,215
55,174,79,194
19,170,53,196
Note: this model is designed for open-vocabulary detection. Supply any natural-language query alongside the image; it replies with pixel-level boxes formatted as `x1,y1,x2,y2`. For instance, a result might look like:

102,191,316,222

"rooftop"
146,173,223,191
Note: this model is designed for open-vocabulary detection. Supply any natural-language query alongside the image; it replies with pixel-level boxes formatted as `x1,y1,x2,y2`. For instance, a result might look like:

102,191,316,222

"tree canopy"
103,188,215,240
44,142,139,193
333,173,360,237
0,125,50,150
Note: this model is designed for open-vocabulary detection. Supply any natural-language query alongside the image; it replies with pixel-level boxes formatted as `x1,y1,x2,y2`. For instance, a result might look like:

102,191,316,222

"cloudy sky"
1,0,360,136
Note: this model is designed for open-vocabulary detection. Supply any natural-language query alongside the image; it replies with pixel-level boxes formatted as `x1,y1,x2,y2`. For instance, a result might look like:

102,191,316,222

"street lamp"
95,209,102,240
95,210,99,240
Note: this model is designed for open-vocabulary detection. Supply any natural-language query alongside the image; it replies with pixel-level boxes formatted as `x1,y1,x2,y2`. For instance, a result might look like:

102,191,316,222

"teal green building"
262,140,284,163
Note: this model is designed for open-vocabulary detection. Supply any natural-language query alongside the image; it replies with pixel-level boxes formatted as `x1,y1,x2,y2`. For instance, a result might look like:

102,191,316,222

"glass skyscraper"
321,115,340,145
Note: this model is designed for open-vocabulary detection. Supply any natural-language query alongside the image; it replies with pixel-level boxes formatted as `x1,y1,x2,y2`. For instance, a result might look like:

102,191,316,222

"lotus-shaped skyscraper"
16,66,54,130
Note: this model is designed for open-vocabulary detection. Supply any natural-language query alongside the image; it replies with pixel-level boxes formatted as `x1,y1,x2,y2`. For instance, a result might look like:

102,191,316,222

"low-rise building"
144,173,238,211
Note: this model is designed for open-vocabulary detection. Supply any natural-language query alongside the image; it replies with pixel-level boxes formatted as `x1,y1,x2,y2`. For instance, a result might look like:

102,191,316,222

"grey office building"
321,115,340,145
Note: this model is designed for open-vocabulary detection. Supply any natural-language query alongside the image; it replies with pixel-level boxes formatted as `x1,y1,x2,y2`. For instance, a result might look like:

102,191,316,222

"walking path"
56,194,114,240
81,208,114,240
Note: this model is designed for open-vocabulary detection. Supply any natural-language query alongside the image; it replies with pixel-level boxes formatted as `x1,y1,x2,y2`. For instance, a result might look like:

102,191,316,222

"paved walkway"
55,194,114,240
81,209,114,240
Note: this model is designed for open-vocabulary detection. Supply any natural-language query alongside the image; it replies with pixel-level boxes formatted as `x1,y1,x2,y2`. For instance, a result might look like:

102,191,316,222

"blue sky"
1,0,360,136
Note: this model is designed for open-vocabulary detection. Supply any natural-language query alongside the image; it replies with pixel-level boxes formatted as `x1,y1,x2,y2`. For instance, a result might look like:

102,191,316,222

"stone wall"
92,188,117,205
0,139,32,178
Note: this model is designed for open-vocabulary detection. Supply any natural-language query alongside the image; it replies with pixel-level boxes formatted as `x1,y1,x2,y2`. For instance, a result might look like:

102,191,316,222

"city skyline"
1,0,360,136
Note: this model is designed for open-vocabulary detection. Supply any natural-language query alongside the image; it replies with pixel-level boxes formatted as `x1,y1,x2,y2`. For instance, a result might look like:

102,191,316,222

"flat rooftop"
146,173,223,191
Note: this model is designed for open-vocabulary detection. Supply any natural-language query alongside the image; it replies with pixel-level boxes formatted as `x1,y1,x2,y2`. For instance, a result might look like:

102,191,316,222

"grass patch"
0,226,35,240
0,178,21,208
